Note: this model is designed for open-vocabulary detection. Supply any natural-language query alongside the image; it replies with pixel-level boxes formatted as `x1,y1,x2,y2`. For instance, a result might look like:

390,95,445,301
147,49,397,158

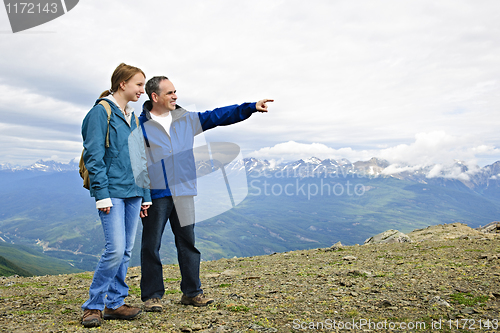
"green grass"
227,305,250,312
75,273,93,280
13,309,51,315
163,277,180,282
450,293,489,306
165,289,182,294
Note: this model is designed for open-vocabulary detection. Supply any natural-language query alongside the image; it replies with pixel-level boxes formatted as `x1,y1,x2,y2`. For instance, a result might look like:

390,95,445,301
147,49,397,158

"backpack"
79,100,139,190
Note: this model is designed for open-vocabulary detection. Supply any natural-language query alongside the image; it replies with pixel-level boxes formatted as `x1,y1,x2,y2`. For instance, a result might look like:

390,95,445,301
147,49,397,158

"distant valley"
0,157,499,276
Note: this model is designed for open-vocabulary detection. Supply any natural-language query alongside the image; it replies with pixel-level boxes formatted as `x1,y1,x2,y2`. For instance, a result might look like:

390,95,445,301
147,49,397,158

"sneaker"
181,293,214,307
81,309,102,328
144,297,163,312
103,304,142,320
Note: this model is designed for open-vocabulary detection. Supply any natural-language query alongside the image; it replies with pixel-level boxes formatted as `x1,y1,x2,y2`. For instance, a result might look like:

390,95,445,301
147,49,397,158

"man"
138,76,272,311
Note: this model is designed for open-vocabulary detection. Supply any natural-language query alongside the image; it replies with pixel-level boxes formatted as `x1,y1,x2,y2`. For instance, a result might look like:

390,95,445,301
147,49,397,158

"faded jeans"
82,197,142,310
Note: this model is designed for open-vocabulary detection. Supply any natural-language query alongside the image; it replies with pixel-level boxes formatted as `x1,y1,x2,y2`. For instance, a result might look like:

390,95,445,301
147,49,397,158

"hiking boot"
81,309,102,328
144,297,163,312
103,304,141,320
181,293,214,307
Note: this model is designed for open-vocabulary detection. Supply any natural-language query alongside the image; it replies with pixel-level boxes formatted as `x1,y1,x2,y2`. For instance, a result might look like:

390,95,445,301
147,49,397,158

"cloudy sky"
1,0,500,169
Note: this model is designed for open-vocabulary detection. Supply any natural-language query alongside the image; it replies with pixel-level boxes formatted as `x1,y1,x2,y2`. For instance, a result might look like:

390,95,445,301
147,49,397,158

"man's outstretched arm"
197,99,274,132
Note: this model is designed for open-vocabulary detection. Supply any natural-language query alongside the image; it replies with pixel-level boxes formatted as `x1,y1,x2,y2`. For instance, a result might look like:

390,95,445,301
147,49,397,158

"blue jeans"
82,197,142,311
140,196,202,301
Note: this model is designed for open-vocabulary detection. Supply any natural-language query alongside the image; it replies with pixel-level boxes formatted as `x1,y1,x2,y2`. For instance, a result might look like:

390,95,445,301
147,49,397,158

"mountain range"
0,156,499,276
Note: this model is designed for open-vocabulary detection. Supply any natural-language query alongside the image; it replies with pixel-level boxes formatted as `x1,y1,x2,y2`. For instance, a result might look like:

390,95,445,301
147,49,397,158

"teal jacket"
81,98,151,203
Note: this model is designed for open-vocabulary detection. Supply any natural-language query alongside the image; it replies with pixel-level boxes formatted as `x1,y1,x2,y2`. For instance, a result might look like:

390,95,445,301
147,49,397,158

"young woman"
80,63,151,328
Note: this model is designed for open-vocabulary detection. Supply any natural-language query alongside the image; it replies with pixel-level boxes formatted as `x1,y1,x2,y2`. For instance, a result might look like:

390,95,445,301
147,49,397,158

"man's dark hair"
146,76,169,100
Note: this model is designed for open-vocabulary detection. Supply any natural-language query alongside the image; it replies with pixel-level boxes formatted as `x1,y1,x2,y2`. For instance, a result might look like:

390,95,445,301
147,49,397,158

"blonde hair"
99,63,146,98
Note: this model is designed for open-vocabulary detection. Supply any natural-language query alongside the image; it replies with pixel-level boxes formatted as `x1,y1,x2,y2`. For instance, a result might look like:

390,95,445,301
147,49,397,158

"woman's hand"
98,207,111,214
140,205,150,218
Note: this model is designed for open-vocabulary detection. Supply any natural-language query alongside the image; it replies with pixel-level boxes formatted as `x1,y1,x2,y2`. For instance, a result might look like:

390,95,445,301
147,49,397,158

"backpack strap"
98,100,112,148
134,114,140,128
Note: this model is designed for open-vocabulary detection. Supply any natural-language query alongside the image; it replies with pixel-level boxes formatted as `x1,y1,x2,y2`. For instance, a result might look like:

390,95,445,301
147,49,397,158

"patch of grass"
450,293,488,306
227,304,250,312
219,283,231,288
163,277,180,282
14,309,51,315
128,285,141,297
165,289,182,294
346,309,359,317
464,249,484,252
75,273,93,280
436,245,455,249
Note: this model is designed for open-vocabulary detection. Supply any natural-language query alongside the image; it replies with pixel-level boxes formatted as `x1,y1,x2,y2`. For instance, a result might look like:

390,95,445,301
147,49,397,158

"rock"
479,254,498,260
247,324,278,332
429,296,451,307
327,241,343,251
192,324,203,331
205,273,221,278
220,270,239,276
364,230,411,244
454,287,470,293
346,269,372,277
461,307,476,314
476,221,500,234
342,256,357,261
340,280,353,287
377,300,392,308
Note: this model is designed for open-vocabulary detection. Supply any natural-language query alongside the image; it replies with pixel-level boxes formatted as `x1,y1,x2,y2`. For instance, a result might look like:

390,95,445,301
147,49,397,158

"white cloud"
250,131,500,168
1,0,500,166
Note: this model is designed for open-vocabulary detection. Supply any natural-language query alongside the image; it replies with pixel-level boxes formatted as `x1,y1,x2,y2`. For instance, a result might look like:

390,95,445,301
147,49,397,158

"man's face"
154,79,177,112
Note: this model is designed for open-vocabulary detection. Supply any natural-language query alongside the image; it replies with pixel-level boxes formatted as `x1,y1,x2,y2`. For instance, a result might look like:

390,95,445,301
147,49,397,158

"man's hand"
98,207,111,214
140,205,150,218
256,99,274,112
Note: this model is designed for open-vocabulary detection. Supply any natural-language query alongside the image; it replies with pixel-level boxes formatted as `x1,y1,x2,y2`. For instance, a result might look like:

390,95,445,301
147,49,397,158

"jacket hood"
141,100,187,122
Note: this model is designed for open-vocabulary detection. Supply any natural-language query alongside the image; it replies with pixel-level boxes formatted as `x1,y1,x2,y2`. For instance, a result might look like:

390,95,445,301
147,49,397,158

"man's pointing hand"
256,99,274,112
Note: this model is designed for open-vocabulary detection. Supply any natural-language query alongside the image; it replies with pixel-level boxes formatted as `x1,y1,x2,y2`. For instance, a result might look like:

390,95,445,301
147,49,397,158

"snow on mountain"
1,159,79,173
2,157,500,189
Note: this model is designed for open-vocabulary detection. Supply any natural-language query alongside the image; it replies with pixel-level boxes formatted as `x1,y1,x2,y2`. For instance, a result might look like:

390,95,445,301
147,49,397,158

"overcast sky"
1,0,500,170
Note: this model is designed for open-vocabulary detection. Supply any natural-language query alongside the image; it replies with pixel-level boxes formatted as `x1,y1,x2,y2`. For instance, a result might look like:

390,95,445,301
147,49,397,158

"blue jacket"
81,98,151,203
139,101,257,199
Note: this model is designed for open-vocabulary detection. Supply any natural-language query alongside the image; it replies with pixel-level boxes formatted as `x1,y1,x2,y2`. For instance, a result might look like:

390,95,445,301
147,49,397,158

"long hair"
99,63,146,98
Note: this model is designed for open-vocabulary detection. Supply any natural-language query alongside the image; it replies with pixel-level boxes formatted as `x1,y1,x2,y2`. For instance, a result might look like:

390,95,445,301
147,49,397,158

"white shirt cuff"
96,198,113,209
142,202,152,206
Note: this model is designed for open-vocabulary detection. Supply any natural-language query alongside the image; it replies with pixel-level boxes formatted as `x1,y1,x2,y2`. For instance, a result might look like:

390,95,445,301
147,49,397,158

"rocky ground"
0,223,499,332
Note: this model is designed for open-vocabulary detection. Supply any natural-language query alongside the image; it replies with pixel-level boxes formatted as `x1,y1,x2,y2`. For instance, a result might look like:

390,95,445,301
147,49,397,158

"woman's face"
121,72,145,102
